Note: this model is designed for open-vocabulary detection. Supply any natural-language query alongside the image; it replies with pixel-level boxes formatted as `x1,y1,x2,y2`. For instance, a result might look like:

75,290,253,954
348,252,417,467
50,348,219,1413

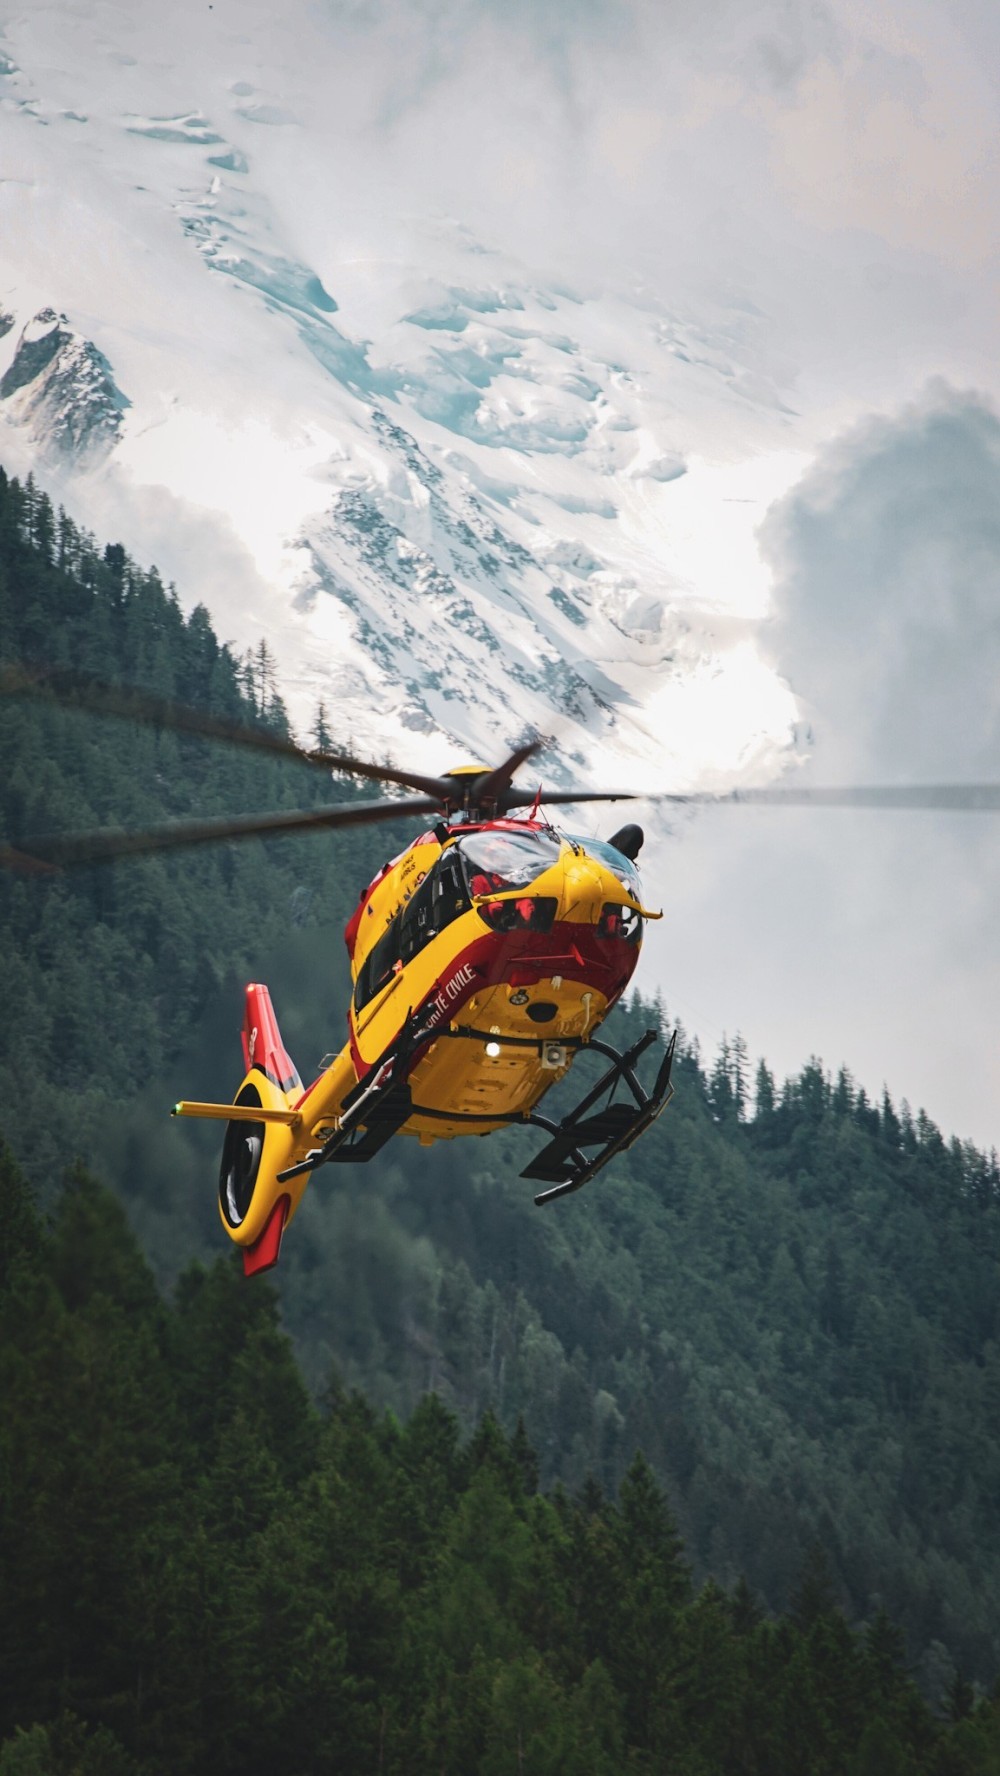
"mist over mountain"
3,0,999,1149
0,0,805,786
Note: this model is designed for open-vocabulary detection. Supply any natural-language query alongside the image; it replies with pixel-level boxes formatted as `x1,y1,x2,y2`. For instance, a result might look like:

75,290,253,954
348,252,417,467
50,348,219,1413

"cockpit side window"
353,915,401,1011
354,852,472,1011
400,852,470,963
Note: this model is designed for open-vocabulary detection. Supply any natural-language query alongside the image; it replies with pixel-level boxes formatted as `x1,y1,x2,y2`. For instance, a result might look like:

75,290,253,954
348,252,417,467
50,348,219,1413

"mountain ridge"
1,472,998,1693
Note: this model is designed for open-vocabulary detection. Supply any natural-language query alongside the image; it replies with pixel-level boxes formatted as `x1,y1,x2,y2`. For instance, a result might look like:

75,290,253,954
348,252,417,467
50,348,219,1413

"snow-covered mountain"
5,0,1000,1151
0,0,805,790
0,308,129,461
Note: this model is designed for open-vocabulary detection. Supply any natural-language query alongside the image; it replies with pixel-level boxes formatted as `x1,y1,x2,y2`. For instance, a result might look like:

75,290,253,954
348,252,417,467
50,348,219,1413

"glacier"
0,0,804,790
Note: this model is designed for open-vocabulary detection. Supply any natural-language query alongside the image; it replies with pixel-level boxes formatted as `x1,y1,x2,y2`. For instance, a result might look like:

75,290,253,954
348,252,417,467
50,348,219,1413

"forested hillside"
0,468,407,1184
2,466,1000,1706
3,1147,998,1776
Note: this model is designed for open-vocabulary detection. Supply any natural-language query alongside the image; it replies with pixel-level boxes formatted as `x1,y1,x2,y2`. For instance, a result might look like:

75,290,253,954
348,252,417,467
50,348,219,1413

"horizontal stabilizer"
172,1100,301,1126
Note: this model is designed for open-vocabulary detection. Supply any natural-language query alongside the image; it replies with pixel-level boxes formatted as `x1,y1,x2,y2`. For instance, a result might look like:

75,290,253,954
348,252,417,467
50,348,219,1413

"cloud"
755,40,1000,266
275,0,1000,417
645,385,1000,1149
764,383,1000,779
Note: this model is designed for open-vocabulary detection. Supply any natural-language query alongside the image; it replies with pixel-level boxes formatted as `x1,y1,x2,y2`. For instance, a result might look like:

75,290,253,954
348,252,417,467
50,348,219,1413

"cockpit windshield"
458,829,563,897
570,836,642,898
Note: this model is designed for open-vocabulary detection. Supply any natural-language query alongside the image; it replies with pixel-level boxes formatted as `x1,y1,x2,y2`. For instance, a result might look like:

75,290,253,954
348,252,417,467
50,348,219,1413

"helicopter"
200,760,681,1277
3,664,999,1277
0,670,678,1273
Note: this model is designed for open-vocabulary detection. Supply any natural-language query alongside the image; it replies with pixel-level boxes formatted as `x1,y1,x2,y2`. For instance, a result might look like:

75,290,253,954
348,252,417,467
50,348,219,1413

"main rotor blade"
504,788,640,808
509,782,1000,813
656,784,1000,812
478,739,544,808
0,664,454,802
0,795,441,872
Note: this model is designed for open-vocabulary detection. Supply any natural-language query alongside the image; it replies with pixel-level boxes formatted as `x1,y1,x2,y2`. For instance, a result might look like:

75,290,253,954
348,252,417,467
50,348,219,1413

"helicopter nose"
559,855,612,924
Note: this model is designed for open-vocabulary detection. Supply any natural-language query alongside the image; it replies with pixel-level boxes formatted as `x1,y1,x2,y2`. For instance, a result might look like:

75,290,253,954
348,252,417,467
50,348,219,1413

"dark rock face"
0,309,66,396
0,309,130,463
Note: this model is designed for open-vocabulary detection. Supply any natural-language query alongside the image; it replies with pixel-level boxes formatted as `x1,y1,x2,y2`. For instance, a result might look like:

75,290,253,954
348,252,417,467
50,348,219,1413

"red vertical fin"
242,1195,289,1277
241,983,301,1091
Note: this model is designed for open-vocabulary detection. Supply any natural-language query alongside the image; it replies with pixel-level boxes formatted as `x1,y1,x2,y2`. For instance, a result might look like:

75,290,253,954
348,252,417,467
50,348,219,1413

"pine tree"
709,1037,736,1122
947,1669,976,1722
729,1574,763,1634
790,1540,839,1632
755,1057,776,1119
731,1032,750,1119
863,1606,907,1702
0,1141,42,1289
610,1453,690,1749
512,1414,540,1496
312,699,334,752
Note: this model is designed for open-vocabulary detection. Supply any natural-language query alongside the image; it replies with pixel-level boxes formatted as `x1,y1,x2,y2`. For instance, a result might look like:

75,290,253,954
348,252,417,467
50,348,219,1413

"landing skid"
277,1067,413,1182
521,1027,676,1205
277,1018,676,1205
277,998,448,1183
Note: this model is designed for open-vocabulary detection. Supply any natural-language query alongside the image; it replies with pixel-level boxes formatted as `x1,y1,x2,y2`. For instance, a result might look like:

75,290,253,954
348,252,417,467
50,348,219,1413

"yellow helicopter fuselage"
346,821,644,1134
176,817,661,1274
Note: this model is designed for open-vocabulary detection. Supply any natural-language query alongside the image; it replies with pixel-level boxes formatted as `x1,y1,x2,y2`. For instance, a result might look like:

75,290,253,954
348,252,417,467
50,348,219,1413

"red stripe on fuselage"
347,920,640,1082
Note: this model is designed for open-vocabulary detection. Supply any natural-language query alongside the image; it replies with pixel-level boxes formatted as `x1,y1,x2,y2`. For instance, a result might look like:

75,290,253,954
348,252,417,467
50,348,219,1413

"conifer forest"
2,466,1000,1772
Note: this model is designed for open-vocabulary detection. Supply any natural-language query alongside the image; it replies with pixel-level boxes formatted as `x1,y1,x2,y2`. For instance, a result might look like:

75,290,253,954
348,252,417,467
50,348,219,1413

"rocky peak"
0,308,129,464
